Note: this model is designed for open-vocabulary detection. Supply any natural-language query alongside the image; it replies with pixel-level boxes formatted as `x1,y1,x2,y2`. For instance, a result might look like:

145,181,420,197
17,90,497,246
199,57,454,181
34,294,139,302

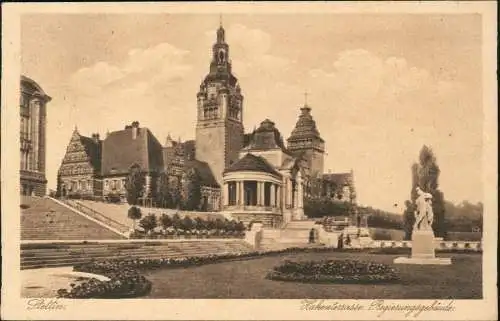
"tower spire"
219,14,223,28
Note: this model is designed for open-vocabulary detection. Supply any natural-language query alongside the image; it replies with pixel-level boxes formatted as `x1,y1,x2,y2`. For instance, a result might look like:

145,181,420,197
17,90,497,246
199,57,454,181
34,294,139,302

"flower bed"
266,259,399,284
57,265,151,299
56,247,340,298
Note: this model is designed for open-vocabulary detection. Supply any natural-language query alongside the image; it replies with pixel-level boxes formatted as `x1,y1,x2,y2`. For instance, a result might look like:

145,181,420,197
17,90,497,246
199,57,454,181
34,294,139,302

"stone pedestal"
394,230,451,265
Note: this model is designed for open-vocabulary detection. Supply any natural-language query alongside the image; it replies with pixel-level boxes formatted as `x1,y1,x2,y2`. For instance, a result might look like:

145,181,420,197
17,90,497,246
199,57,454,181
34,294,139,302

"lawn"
143,251,482,299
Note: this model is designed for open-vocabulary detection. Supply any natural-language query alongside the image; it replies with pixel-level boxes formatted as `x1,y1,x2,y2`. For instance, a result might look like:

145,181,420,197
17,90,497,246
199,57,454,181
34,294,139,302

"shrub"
139,214,157,234
181,216,194,231
160,214,172,230
128,206,142,230
107,193,122,204
266,259,399,284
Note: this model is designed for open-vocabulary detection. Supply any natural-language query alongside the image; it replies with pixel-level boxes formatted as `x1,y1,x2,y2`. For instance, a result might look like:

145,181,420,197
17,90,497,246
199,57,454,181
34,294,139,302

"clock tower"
195,22,244,187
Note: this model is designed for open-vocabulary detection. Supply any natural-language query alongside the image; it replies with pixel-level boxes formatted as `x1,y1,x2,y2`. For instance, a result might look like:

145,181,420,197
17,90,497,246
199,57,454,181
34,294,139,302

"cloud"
223,24,294,78
303,49,479,209
69,42,193,95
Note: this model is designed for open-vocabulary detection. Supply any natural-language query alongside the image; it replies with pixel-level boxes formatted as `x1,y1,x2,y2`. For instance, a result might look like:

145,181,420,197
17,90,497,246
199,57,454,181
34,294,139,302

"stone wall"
196,124,226,186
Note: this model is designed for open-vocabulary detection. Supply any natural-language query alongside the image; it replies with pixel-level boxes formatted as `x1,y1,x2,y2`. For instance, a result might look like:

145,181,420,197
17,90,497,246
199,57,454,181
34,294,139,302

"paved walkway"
22,267,109,298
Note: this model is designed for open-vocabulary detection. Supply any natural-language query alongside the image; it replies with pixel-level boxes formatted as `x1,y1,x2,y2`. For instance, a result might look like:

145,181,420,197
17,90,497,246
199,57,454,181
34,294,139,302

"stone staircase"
21,240,256,270
21,197,126,241
258,220,322,251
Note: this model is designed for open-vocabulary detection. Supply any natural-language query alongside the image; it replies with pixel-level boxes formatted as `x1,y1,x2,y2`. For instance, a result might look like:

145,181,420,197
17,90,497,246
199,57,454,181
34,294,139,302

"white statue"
414,186,434,232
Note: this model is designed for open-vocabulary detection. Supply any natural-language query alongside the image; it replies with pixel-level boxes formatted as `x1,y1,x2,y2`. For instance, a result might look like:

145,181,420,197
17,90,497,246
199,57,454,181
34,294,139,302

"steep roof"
287,105,324,143
101,124,164,176
322,172,353,186
224,153,282,177
79,135,102,171
185,160,219,188
243,119,291,154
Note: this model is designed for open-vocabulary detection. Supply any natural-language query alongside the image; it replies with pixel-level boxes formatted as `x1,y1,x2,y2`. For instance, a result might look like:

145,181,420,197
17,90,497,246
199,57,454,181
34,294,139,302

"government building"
20,75,51,196
57,23,356,226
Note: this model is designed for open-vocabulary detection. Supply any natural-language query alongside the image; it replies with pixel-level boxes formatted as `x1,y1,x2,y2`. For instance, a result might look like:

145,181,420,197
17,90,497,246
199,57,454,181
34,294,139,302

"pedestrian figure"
338,233,344,249
309,228,315,243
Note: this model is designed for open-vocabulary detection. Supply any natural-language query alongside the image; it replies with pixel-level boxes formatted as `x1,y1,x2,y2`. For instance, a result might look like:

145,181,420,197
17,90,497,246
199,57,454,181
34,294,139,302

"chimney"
92,133,100,143
131,121,139,140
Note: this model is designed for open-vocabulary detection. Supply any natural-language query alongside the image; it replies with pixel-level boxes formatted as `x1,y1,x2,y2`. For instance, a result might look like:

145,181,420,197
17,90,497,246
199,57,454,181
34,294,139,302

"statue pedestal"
394,230,451,265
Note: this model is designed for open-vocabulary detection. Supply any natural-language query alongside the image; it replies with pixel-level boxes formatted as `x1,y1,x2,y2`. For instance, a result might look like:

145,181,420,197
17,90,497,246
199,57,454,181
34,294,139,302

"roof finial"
304,90,309,106
219,14,223,28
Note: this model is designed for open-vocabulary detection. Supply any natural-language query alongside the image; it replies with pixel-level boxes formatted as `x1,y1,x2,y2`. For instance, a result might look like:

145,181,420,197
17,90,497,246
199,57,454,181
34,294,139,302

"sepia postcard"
1,2,497,320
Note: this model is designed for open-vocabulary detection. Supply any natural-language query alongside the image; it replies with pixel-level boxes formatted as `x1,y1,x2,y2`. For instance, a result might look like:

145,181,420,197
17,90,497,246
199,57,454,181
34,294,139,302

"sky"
21,13,483,212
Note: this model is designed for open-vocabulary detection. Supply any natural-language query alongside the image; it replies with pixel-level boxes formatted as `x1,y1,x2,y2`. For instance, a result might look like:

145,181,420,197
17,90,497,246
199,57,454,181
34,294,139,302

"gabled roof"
101,125,164,176
224,153,282,177
60,129,101,172
185,160,219,188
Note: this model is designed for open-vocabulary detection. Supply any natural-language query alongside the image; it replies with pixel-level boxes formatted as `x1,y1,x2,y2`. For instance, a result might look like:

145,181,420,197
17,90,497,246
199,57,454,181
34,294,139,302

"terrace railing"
61,199,130,234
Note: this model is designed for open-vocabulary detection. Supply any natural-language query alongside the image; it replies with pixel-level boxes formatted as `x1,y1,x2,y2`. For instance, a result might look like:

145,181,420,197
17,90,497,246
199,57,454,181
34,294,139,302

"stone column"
223,183,229,206
287,178,293,208
293,187,298,209
30,101,39,171
276,185,281,208
270,184,276,207
297,173,303,209
239,181,245,206
236,181,241,205
260,182,265,206
296,171,304,219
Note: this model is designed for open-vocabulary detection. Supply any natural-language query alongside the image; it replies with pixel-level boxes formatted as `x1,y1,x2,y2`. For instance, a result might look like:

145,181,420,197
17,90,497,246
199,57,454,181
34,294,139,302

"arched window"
218,50,225,63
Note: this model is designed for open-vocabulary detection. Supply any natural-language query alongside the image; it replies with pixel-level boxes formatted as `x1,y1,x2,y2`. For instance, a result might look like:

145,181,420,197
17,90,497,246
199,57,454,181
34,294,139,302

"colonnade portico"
222,167,306,226
223,179,282,210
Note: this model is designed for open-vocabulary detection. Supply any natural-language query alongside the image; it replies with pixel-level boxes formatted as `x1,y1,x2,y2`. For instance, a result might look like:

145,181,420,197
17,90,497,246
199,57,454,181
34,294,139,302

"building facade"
57,128,102,197
221,118,309,226
55,22,357,224
20,76,51,196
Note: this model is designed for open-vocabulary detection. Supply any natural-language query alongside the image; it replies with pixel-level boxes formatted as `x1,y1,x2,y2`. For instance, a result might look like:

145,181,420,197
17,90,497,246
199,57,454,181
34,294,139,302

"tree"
160,214,173,230
155,172,172,208
304,197,351,218
181,168,201,211
404,145,446,238
127,206,142,230
55,174,63,198
168,177,182,209
149,171,159,207
402,200,416,240
125,165,146,206
171,213,182,231
139,213,157,235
